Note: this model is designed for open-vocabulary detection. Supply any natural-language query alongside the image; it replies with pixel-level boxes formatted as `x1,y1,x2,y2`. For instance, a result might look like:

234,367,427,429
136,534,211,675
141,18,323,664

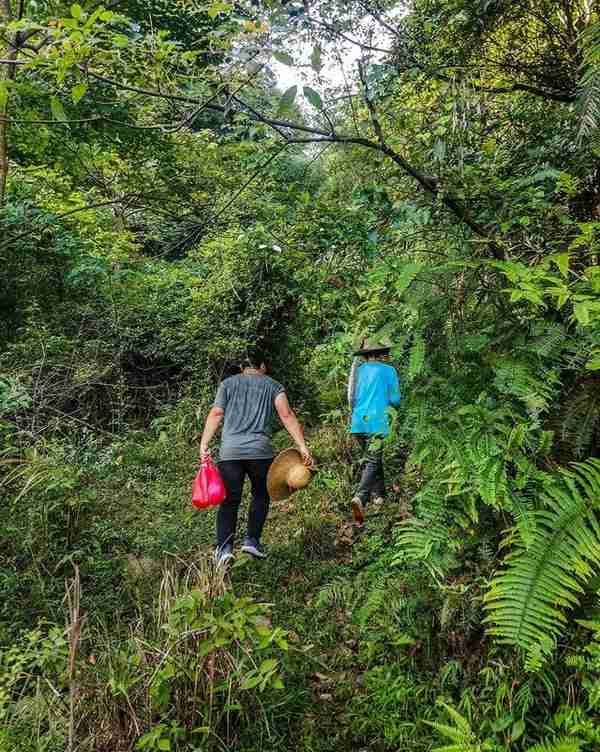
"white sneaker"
241,538,267,559
214,544,234,567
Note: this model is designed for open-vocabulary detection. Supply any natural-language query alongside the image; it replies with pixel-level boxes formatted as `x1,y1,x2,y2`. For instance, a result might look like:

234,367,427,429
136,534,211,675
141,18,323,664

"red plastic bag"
191,457,227,509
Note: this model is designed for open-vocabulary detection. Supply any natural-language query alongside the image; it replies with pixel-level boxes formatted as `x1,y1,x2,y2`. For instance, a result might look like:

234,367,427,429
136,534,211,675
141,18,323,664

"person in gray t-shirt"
214,373,284,461
199,347,312,564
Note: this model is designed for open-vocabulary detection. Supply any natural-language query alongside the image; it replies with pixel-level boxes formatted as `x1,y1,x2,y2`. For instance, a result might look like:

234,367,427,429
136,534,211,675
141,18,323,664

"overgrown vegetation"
3,0,600,749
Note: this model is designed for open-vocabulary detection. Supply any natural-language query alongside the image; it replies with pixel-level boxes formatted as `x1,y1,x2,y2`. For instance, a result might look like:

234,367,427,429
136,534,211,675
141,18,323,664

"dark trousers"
355,434,385,506
217,459,272,548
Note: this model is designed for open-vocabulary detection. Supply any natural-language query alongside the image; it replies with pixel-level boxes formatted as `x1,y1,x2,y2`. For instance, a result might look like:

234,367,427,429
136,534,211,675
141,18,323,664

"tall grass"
1,556,287,752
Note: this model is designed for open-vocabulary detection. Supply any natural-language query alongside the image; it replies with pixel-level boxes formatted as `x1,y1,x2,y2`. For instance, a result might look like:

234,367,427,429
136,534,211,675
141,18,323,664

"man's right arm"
274,393,312,465
199,382,227,459
200,406,224,459
347,357,360,408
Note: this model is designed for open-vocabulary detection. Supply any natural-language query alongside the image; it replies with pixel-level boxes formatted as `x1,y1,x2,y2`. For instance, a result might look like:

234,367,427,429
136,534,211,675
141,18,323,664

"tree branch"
309,16,393,55
0,198,140,252
70,69,500,253
307,2,575,104
286,133,501,257
413,59,576,102
474,80,575,103
0,114,186,128
167,144,289,255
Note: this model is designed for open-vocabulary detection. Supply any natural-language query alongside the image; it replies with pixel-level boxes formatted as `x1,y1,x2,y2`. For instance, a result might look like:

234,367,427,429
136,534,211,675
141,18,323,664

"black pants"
217,459,272,548
355,434,385,506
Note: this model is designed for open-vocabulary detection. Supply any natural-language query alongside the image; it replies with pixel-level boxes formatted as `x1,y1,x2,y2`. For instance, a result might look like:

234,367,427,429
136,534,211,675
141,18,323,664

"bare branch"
0,114,188,129
356,0,400,38
309,16,393,54
169,144,289,255
475,80,575,103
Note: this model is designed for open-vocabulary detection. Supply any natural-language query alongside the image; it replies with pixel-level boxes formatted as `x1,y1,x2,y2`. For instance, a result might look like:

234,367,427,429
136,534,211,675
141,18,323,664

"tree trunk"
0,0,17,209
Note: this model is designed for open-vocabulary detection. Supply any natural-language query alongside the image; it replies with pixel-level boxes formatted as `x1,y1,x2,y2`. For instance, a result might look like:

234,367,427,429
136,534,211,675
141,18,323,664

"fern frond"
393,519,453,577
408,335,426,380
412,484,446,521
524,323,567,359
354,577,391,627
315,578,353,610
514,681,534,715
578,21,600,144
484,459,600,662
426,703,481,752
493,360,559,415
558,378,600,459
508,492,538,548
526,737,584,752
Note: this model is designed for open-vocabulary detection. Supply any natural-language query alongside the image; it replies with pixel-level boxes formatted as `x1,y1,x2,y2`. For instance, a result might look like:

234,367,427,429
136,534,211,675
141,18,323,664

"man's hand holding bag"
191,456,226,509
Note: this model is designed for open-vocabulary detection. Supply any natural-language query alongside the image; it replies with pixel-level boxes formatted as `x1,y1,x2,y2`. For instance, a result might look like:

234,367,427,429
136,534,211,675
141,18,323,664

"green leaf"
527,737,584,752
511,719,525,741
112,33,129,47
395,262,421,296
207,1,231,18
491,715,513,733
192,726,211,736
585,350,600,370
553,253,570,277
303,86,323,110
426,721,464,742
99,10,114,21
70,3,82,19
574,301,590,326
259,658,277,673
310,45,322,71
273,51,294,66
484,459,600,663
240,673,262,690
158,740,171,751
71,82,87,104
50,96,68,122
277,85,297,113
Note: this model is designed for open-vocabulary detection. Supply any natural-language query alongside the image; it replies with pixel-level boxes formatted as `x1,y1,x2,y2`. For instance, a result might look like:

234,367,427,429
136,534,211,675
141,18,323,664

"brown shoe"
351,497,365,525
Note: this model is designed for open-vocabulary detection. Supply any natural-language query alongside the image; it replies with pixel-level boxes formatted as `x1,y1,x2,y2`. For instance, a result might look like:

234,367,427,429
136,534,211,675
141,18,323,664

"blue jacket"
350,361,401,436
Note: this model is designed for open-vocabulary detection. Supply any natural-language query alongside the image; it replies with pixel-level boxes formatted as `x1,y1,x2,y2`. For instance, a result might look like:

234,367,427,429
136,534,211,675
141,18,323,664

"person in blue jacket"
348,337,401,524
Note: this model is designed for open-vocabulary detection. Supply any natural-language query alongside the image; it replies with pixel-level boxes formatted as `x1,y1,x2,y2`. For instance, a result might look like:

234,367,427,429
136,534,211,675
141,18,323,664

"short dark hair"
221,362,241,380
242,343,269,369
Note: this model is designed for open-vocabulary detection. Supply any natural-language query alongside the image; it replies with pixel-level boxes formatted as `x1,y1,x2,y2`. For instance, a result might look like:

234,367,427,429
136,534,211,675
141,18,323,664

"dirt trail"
227,487,410,752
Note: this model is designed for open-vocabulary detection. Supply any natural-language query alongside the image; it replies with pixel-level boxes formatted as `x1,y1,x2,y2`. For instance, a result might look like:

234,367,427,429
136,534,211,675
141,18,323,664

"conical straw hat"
353,336,392,357
267,448,313,502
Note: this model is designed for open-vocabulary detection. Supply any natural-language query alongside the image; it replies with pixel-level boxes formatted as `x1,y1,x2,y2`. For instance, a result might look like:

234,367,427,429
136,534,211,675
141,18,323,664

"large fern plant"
578,20,600,144
484,459,600,664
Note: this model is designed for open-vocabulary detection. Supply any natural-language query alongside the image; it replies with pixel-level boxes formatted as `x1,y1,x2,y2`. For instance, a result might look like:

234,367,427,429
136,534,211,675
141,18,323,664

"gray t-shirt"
214,374,285,460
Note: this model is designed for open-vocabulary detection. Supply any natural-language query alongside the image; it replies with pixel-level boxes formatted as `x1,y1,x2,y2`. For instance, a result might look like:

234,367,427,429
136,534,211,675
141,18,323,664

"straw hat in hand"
267,448,314,502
